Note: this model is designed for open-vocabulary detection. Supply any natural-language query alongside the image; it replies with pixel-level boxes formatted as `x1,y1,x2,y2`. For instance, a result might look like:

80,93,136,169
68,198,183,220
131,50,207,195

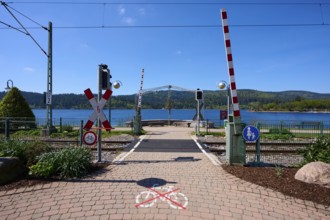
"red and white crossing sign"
84,88,113,131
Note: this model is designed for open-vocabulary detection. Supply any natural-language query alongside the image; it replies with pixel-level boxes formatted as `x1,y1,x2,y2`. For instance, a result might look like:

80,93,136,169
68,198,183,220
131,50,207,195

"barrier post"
221,9,246,165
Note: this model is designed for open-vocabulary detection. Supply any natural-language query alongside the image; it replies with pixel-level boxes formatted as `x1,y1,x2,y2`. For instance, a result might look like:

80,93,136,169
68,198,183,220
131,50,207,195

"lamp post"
218,80,230,121
109,80,123,130
218,80,246,165
5,80,13,92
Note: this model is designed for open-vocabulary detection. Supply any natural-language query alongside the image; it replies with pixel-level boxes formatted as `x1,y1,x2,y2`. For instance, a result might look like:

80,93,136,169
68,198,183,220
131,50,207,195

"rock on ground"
0,157,25,185
295,161,330,188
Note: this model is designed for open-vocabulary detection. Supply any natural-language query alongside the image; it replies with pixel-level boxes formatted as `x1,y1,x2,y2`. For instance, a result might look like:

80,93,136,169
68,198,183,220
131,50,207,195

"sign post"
220,110,228,127
84,88,112,162
242,125,260,164
195,89,203,136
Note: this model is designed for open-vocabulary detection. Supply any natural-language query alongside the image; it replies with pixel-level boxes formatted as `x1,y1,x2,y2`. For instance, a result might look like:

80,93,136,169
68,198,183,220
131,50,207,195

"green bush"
263,128,294,140
25,142,51,166
269,128,291,134
62,125,73,132
0,140,27,163
50,130,79,139
29,161,54,178
11,129,41,138
30,147,92,179
298,136,330,164
0,87,36,129
262,133,294,141
0,140,51,166
198,131,225,137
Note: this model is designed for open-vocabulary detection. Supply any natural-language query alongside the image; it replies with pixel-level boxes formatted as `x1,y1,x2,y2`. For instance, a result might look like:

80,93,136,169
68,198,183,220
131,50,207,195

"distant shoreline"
31,108,330,113
247,110,330,113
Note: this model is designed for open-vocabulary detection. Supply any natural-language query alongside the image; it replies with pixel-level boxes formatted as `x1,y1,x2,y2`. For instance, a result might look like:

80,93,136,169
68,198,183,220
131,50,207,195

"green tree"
0,87,36,128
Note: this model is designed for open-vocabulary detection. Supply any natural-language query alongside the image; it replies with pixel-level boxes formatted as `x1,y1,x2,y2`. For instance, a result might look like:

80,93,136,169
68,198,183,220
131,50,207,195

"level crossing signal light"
195,89,203,101
99,64,111,90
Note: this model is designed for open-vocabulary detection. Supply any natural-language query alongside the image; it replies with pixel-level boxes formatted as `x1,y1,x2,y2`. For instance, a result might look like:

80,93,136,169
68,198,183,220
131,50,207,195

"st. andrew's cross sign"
84,88,113,131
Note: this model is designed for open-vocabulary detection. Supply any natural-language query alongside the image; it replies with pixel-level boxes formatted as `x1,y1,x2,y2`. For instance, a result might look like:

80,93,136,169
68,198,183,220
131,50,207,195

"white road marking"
113,135,146,163
192,136,222,166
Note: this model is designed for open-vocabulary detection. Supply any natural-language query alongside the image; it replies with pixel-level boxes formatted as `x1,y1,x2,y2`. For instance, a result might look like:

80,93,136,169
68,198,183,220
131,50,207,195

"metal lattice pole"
134,68,144,134
46,22,53,134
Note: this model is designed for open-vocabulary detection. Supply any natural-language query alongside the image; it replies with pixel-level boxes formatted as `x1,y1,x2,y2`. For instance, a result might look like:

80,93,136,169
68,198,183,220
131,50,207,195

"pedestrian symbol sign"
242,125,259,142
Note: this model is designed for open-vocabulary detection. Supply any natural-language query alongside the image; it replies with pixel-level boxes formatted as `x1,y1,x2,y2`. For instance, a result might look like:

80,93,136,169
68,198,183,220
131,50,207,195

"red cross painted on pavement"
135,187,186,210
84,88,113,131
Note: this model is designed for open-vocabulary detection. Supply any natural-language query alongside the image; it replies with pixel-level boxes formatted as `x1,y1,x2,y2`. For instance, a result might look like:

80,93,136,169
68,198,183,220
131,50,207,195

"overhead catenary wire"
1,1,48,56
1,1,329,30
4,2,47,30
0,20,27,34
4,1,330,6
0,23,329,30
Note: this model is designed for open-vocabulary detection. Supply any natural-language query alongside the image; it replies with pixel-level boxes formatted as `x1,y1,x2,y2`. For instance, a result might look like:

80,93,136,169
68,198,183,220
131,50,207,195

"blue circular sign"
242,125,260,142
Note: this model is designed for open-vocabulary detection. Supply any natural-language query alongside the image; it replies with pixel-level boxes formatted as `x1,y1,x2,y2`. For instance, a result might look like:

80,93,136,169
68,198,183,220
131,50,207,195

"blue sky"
1,0,330,95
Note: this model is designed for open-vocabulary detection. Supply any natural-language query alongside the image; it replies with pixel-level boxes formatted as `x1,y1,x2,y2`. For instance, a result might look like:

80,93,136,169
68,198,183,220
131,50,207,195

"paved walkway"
0,126,329,220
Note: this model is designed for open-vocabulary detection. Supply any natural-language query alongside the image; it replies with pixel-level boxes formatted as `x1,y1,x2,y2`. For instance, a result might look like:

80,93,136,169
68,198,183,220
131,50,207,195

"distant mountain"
0,89,329,111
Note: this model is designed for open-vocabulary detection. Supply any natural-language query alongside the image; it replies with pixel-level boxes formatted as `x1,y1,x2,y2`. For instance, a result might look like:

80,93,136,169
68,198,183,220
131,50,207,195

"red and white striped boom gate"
84,88,113,131
221,8,242,133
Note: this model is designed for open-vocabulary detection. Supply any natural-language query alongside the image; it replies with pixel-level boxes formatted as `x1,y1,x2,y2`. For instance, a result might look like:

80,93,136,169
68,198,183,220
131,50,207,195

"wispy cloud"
176,50,183,55
138,8,146,16
122,17,136,25
118,6,126,15
23,67,35,73
79,42,89,49
117,5,141,25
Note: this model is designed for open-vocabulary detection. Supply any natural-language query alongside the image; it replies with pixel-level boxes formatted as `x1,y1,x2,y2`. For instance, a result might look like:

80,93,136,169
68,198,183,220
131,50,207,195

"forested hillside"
0,89,329,111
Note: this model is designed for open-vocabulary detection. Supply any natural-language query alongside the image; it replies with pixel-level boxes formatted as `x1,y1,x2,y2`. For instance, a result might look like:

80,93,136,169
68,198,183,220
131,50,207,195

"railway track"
13,139,132,151
203,141,309,154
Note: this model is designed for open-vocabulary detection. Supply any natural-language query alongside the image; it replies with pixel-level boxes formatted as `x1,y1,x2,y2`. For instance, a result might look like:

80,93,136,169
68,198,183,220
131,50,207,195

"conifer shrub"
0,87,36,129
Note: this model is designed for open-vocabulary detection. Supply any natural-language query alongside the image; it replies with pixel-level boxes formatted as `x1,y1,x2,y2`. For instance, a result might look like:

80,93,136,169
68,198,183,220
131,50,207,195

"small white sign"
46,92,52,105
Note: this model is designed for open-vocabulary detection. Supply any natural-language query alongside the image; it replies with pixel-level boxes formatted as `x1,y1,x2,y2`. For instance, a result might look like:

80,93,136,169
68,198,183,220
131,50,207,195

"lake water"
32,109,330,127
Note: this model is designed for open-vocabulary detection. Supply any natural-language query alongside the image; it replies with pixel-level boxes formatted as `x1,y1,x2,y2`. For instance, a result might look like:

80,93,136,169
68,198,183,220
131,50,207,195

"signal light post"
84,64,121,162
98,64,110,162
195,89,203,136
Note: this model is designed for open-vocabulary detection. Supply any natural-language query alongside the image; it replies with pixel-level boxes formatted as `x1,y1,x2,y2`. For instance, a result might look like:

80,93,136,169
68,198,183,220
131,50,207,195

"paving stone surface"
0,126,329,220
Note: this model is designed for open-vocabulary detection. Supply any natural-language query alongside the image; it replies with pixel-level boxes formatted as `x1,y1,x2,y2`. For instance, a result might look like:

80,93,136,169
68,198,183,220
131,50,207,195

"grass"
8,128,135,140
274,164,283,178
101,130,136,138
193,131,226,137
